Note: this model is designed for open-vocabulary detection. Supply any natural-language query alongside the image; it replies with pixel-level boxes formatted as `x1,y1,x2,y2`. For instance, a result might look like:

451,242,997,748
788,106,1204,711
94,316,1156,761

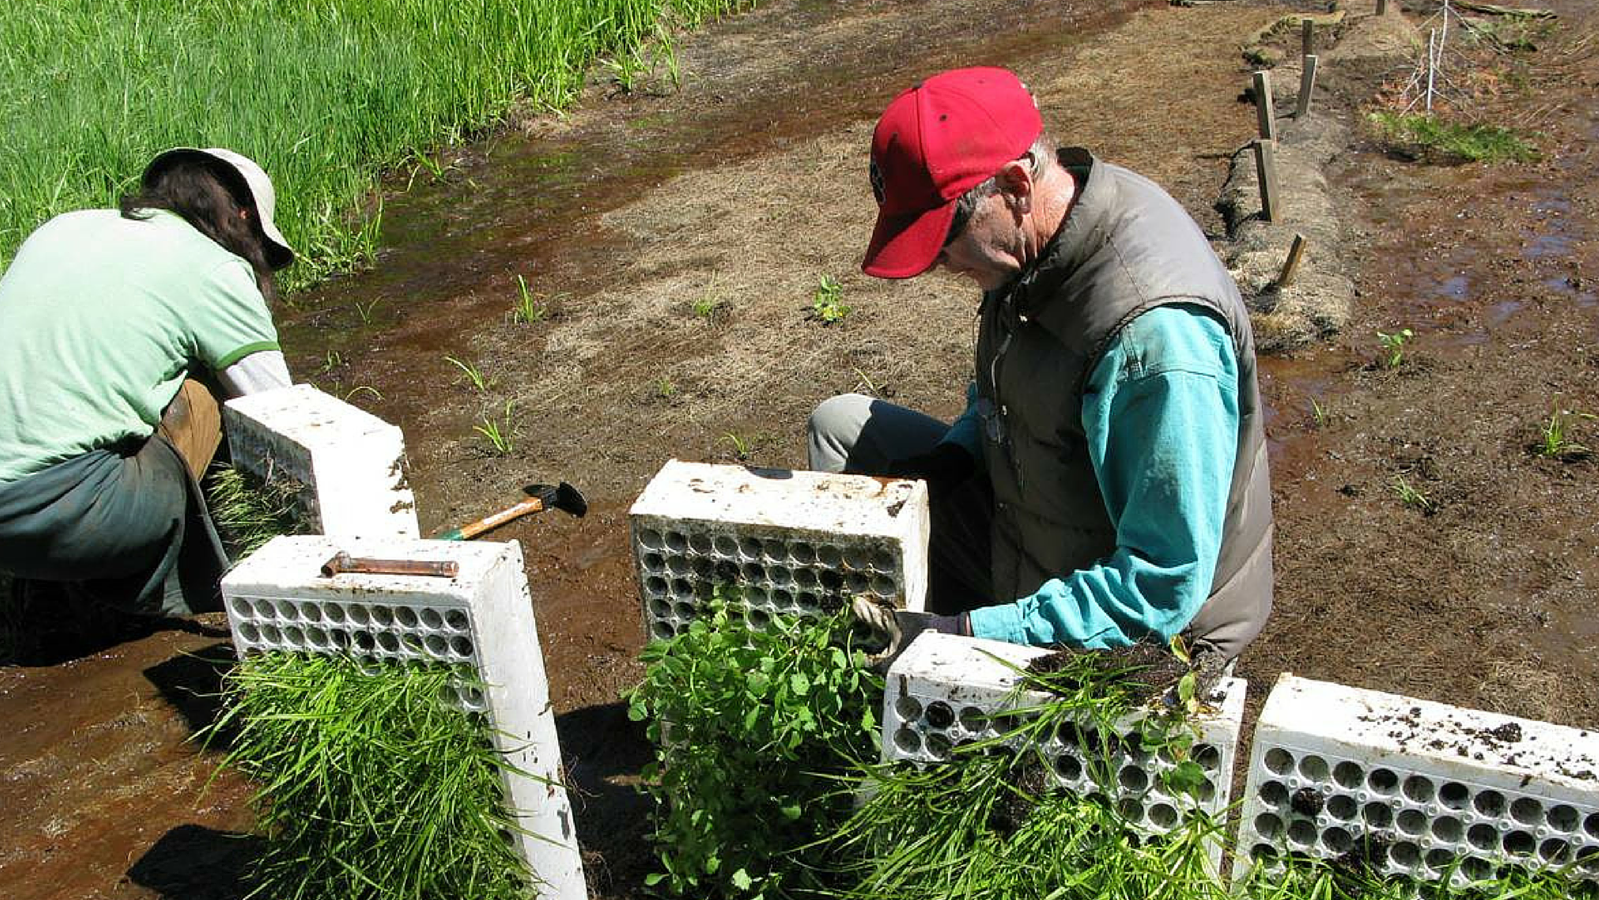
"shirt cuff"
966,603,1029,645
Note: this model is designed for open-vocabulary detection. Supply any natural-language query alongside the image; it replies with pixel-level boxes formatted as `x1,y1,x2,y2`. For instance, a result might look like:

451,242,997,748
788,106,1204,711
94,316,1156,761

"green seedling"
1536,406,1595,460
1376,327,1413,369
722,431,756,461
474,401,516,455
352,297,382,325
852,367,891,398
1368,112,1536,164
627,595,882,898
1309,395,1331,427
343,384,383,402
445,355,491,391
653,377,677,400
317,348,344,376
510,275,548,324
809,275,851,324
204,654,533,899
1391,474,1436,514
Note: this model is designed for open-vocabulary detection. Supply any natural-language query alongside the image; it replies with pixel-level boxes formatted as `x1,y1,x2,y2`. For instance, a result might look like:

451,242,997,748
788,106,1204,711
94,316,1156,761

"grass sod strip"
626,596,884,898
816,645,1230,900
0,0,757,287
203,463,306,558
1239,847,1599,900
204,653,536,899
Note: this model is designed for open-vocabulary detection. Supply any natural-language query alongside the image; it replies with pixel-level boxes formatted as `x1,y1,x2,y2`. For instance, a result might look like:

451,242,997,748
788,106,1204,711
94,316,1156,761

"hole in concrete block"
871,576,896,597
1323,827,1354,855
794,591,816,609
1193,743,1221,771
894,696,923,722
1397,809,1426,836
648,598,671,619
302,604,324,625
769,567,793,586
450,636,474,658
1118,766,1148,792
637,528,663,550
274,600,299,620
691,556,713,578
281,625,304,647
1547,804,1579,833
420,607,443,628
746,608,770,630
926,733,952,760
845,572,869,593
1263,748,1294,776
259,623,281,644
237,621,260,643
642,553,666,573
425,634,449,656
817,545,842,567
959,707,987,733
795,569,818,588
1580,850,1599,875
762,539,788,562
1391,841,1421,868
665,532,687,552
689,533,712,555
818,569,843,591
790,543,816,564
1260,780,1289,808
1440,782,1469,809
1402,775,1434,804
1363,803,1393,829
401,634,424,654
741,562,765,581
924,701,955,729
1197,779,1216,802
1118,798,1144,822
1053,753,1082,781
772,589,794,608
1538,838,1571,863
1251,844,1277,862
673,601,695,620
670,578,692,598
1461,856,1493,882
872,548,895,572
1149,803,1178,828
376,631,399,652
327,630,350,649
1327,794,1357,820
844,546,871,570
1474,790,1506,817
893,727,922,754
1299,755,1330,781
352,631,375,651
1468,823,1498,851
651,621,674,640
1510,797,1542,826
739,537,762,559
372,606,394,627
1368,768,1398,795
395,607,418,628
1432,815,1463,842
324,604,347,624
229,597,253,618
1333,761,1364,789
693,579,715,600
1503,831,1535,856
713,535,737,556
645,577,669,597
1288,819,1316,847
1425,848,1455,873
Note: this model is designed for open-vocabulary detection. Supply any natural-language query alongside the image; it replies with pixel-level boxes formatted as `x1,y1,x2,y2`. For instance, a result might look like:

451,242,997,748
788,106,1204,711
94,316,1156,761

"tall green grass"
0,0,754,288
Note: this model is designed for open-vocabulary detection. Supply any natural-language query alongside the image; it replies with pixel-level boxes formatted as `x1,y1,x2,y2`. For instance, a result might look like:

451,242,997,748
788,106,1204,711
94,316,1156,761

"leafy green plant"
1391,474,1436,514
809,276,851,325
1376,327,1414,369
627,597,882,898
203,464,307,557
204,653,533,899
511,275,548,324
474,400,516,455
445,355,491,392
1535,406,1595,460
723,431,756,461
316,348,343,377
1368,112,1535,164
653,376,677,400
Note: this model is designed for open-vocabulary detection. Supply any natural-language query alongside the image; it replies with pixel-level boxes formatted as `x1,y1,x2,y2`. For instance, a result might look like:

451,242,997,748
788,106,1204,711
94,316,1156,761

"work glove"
850,595,969,671
883,442,975,488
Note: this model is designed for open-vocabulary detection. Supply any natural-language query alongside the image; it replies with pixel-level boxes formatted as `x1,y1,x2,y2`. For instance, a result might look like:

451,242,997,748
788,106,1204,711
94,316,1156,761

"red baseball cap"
862,67,1043,279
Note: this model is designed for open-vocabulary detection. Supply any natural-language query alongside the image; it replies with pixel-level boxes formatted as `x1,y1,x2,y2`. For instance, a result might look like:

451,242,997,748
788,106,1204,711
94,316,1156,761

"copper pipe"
320,551,459,578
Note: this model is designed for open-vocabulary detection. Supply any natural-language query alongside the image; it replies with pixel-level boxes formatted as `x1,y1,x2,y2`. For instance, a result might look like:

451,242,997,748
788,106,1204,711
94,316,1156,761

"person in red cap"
810,67,1273,667
0,148,297,634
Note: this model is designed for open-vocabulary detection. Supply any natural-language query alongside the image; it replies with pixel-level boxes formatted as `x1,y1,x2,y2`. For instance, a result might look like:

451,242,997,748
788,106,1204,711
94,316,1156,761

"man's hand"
883,442,975,486
850,595,968,670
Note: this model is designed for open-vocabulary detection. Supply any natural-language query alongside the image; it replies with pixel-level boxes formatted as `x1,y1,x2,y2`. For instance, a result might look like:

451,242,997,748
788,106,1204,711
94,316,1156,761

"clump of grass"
1391,474,1437,514
626,597,882,898
474,400,516,455
809,275,851,324
824,643,1226,900
510,275,549,324
1534,406,1594,460
723,430,757,461
1368,112,1535,164
1376,328,1414,369
445,355,491,392
205,653,533,899
1238,845,1598,900
0,0,760,286
204,463,306,557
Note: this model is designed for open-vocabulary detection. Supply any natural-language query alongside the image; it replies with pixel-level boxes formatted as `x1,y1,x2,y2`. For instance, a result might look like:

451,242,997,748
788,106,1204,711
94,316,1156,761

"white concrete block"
221,535,585,900
1237,674,1599,887
628,459,930,640
883,632,1246,868
223,383,419,539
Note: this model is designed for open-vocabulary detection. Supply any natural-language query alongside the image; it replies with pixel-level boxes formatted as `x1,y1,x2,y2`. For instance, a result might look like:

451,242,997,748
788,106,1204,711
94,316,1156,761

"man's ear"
997,157,1034,212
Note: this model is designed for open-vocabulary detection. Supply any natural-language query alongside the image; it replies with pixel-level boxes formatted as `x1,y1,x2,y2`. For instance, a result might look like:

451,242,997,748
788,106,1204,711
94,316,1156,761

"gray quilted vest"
973,149,1273,659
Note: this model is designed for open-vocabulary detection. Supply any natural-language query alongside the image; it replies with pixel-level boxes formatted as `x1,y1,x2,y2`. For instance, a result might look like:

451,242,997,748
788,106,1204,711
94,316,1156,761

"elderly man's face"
934,190,1024,292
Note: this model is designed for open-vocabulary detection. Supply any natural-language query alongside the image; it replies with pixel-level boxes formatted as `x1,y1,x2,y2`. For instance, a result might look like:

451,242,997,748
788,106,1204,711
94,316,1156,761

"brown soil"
4,0,1599,897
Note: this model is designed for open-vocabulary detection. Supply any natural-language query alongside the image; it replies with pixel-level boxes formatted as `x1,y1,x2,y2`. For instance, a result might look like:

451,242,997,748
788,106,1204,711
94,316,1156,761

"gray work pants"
806,393,993,615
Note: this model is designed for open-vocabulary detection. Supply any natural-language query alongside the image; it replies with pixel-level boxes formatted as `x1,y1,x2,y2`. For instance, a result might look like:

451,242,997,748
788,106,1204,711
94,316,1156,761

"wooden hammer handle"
457,497,545,541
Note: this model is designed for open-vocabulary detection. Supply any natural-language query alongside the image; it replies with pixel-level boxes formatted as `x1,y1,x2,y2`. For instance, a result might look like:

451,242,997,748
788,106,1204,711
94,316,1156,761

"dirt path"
2,0,1597,897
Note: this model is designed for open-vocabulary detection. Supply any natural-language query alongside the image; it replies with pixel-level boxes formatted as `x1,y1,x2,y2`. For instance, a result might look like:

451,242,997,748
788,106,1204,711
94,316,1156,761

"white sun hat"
143,147,296,270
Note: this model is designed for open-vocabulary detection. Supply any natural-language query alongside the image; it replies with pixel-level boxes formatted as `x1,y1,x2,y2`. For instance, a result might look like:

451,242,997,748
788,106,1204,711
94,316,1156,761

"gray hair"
949,134,1058,236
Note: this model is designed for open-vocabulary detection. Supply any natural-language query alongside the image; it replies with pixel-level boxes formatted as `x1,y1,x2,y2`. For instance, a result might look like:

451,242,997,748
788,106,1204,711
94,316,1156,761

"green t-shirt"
0,208,279,483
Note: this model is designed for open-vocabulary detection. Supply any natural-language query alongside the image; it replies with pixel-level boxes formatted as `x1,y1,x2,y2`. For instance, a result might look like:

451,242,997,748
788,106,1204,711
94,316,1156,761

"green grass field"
0,0,751,288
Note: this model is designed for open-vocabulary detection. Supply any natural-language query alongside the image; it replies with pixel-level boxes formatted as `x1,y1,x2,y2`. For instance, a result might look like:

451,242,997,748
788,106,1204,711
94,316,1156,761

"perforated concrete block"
883,632,1246,864
223,383,418,538
629,459,930,641
221,535,585,900
1237,674,1599,888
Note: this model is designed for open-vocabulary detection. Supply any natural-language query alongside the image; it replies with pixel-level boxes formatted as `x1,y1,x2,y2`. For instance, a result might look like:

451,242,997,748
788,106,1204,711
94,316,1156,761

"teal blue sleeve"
967,305,1239,648
936,380,982,457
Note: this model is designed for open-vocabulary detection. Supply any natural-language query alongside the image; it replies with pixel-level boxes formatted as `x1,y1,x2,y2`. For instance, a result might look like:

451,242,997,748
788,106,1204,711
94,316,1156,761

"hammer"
433,482,587,541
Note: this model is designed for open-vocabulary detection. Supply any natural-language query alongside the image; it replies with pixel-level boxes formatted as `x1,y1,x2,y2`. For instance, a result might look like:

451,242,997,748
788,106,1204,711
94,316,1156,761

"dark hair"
119,158,278,305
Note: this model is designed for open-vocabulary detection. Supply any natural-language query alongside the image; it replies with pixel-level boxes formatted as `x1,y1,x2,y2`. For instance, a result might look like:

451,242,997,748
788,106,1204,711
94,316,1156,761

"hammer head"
525,481,587,518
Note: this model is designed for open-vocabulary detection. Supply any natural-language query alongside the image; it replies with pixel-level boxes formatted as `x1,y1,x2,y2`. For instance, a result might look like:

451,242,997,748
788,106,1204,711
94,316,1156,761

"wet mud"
4,0,1599,897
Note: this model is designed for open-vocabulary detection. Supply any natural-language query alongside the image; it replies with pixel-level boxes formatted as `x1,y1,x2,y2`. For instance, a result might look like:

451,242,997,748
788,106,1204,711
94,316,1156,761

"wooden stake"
1296,54,1320,118
1253,139,1282,223
1252,70,1277,144
1275,233,1309,287
1302,18,1314,58
1376,0,1388,15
